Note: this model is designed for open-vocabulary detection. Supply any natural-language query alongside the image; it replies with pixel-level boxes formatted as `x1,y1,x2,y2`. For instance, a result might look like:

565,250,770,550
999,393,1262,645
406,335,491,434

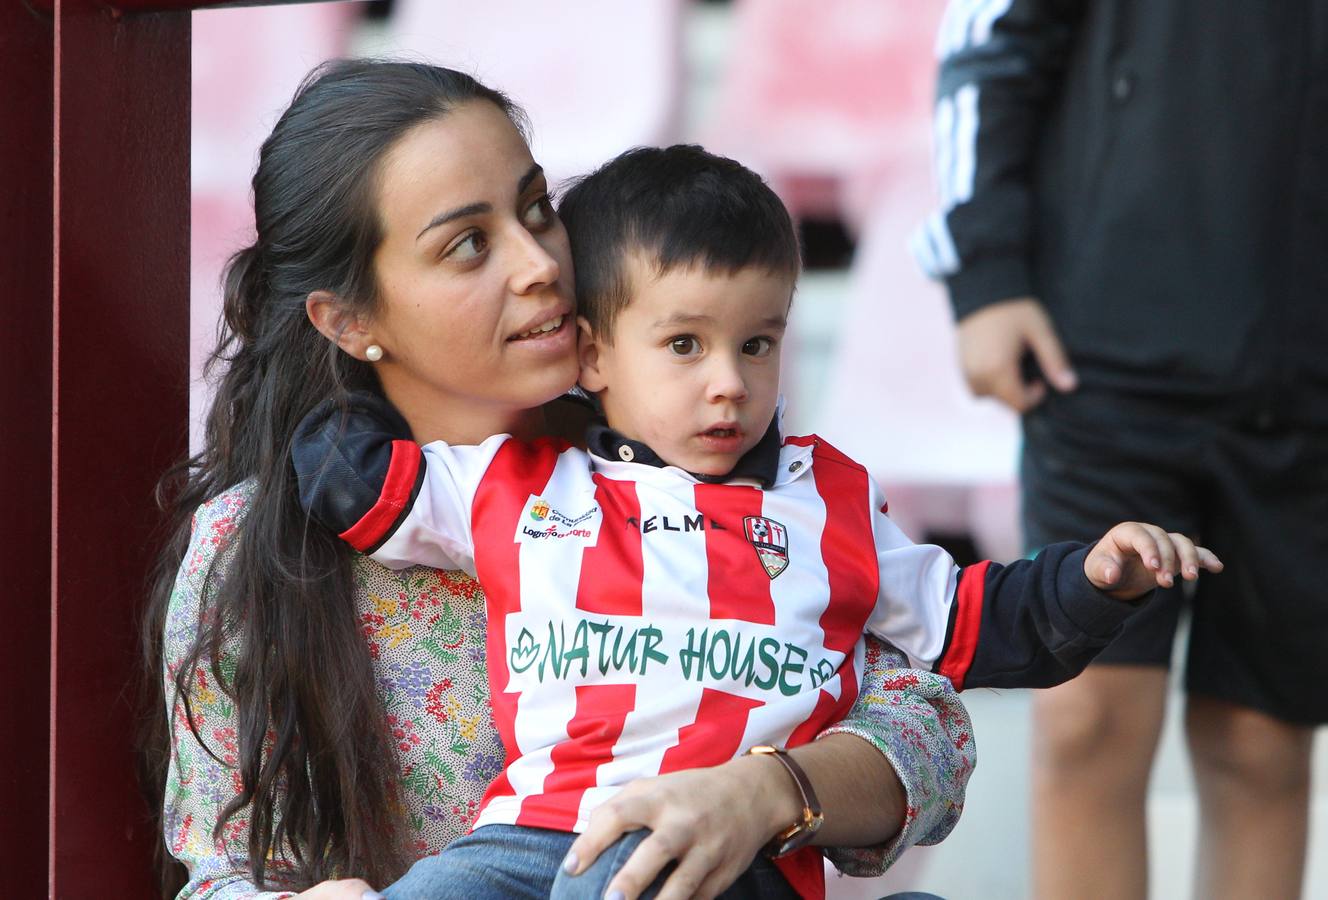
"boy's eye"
742,336,774,357
668,336,701,356
446,230,488,261
522,194,556,230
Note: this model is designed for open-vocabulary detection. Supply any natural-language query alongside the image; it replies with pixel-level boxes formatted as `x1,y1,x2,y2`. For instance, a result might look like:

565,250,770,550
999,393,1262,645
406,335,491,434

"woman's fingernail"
605,891,626,900
563,850,579,874
362,892,386,900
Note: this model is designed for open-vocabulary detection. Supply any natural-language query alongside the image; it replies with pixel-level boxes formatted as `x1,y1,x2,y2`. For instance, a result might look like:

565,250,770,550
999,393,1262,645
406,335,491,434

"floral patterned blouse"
163,484,975,898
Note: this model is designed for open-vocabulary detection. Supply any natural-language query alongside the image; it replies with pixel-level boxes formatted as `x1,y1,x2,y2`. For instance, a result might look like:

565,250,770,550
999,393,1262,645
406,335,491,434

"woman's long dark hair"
142,59,524,893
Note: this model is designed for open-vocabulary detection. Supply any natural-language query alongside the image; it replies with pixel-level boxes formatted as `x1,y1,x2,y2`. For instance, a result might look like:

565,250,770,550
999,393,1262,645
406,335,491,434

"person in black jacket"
915,2,1328,898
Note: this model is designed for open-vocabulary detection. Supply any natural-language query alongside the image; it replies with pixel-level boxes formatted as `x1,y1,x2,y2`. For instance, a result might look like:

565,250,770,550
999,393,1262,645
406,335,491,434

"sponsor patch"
516,495,600,544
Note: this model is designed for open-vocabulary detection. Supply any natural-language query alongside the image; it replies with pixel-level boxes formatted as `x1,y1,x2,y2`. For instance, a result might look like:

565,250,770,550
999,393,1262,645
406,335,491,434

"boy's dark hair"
558,144,801,339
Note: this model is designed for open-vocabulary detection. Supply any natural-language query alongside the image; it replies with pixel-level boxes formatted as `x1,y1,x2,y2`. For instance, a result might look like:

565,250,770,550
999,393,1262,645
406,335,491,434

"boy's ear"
576,316,608,393
306,290,379,361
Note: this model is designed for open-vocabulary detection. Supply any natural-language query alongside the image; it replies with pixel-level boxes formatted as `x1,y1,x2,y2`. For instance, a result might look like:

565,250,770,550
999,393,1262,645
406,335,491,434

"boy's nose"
706,358,749,403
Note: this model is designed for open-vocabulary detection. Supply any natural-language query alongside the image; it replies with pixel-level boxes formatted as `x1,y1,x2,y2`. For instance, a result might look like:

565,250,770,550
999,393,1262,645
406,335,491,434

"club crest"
744,516,789,579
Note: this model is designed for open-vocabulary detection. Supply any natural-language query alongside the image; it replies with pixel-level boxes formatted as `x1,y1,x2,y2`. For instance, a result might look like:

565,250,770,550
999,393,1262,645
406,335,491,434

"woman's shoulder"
183,482,255,566
165,482,256,630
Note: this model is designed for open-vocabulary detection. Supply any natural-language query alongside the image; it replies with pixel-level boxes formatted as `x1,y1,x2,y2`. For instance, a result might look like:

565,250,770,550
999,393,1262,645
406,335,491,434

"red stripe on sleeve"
937,560,991,691
516,683,637,830
338,439,422,552
471,438,568,812
693,483,775,624
575,474,643,616
658,688,764,774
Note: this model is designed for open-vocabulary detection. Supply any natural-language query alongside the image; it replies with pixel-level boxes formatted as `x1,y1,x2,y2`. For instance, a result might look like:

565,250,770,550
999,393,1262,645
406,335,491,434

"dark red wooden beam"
0,3,55,898
0,0,192,895
48,2,192,893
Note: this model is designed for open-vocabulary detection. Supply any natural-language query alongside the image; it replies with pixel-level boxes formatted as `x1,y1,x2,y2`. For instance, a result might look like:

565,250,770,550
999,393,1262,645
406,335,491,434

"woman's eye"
522,195,556,230
742,336,774,357
446,230,488,261
669,336,701,356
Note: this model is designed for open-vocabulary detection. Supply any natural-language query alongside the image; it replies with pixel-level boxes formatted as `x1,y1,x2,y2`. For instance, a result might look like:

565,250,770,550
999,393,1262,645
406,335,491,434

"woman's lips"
508,314,567,342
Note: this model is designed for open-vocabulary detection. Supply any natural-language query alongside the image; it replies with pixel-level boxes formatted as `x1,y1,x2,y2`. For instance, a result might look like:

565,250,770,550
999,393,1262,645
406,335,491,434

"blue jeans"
382,824,796,900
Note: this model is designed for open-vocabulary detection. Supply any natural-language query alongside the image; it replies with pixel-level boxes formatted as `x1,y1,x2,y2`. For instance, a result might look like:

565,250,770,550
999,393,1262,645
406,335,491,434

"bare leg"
1186,695,1313,900
1030,666,1169,900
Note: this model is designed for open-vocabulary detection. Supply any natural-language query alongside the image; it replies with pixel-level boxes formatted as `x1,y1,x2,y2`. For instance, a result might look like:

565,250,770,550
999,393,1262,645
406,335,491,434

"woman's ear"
306,290,378,361
576,316,607,393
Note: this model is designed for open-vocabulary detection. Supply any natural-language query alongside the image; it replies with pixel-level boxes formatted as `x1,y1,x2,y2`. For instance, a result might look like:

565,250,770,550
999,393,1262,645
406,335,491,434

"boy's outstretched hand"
1085,522,1224,602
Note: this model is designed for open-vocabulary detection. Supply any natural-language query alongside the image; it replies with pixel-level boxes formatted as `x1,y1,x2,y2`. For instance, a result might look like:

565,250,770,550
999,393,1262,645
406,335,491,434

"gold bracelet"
746,744,825,857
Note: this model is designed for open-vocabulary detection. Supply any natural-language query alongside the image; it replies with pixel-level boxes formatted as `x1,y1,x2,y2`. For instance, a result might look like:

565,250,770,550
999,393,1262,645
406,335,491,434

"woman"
145,59,972,899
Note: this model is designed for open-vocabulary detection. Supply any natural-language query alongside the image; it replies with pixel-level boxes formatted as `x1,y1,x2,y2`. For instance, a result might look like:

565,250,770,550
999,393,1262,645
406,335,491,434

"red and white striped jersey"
367,433,966,837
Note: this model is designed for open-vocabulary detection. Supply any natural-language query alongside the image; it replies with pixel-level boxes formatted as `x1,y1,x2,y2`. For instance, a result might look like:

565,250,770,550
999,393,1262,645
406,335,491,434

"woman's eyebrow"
415,164,545,242
517,163,544,194
417,202,490,241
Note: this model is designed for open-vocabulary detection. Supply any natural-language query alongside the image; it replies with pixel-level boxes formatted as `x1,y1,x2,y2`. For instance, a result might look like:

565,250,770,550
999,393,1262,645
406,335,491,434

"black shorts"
1021,389,1328,725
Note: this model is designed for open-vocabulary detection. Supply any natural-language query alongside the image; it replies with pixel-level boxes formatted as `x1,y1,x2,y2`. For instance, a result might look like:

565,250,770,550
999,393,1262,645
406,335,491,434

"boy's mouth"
697,424,745,453
509,314,566,341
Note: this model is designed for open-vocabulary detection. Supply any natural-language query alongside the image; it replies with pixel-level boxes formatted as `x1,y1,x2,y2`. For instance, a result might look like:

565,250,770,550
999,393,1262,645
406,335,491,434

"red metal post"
47,2,191,896
0,6,194,885
2,2,344,893
0,4,55,898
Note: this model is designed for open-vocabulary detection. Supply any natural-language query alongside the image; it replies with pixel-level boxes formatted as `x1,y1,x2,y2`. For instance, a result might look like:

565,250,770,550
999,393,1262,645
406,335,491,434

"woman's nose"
510,228,561,294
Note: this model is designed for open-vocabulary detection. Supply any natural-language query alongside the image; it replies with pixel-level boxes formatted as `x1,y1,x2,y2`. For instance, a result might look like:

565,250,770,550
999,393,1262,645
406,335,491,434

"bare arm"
564,643,974,898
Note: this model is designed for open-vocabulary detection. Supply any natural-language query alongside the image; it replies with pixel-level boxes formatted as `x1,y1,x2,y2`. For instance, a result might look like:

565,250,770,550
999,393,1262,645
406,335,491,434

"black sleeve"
936,542,1147,690
290,391,424,553
913,0,1086,318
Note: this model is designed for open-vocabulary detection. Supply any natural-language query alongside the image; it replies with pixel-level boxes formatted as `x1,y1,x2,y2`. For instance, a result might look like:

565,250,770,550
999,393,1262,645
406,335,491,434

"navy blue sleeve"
936,542,1147,690
290,391,425,553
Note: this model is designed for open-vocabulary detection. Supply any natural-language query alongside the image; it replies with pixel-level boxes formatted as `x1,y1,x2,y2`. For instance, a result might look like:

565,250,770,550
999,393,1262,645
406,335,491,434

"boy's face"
579,255,792,477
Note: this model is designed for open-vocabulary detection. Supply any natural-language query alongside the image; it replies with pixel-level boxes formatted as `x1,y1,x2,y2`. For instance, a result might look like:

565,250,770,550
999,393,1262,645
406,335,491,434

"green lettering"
564,619,590,677
779,643,807,697
610,627,639,673
730,632,757,686
679,627,707,681
589,620,614,674
539,620,565,681
754,638,781,691
638,625,668,673
707,629,733,681
808,657,836,689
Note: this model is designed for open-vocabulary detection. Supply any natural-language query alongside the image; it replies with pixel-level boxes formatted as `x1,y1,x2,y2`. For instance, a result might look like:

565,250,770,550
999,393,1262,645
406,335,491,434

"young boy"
293,146,1220,900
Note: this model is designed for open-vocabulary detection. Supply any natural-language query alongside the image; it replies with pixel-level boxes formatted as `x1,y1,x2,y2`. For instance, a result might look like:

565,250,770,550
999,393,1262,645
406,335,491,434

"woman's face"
367,100,578,441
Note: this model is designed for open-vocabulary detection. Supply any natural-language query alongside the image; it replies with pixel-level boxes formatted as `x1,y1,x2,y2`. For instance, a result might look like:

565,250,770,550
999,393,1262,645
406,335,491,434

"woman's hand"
562,753,799,900
1086,521,1224,600
293,879,384,900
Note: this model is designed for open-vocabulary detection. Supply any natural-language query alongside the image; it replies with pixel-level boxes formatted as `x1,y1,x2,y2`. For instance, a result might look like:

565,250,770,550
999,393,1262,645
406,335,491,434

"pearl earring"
365,344,383,362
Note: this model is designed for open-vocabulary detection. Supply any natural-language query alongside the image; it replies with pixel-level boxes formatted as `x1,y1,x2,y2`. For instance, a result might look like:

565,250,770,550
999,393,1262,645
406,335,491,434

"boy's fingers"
1026,316,1078,393
1170,533,1202,579
992,368,1045,414
1197,546,1225,572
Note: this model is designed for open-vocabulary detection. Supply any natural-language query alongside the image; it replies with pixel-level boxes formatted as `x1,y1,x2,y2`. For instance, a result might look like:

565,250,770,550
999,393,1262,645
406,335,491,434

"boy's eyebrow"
416,164,545,241
652,313,788,329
